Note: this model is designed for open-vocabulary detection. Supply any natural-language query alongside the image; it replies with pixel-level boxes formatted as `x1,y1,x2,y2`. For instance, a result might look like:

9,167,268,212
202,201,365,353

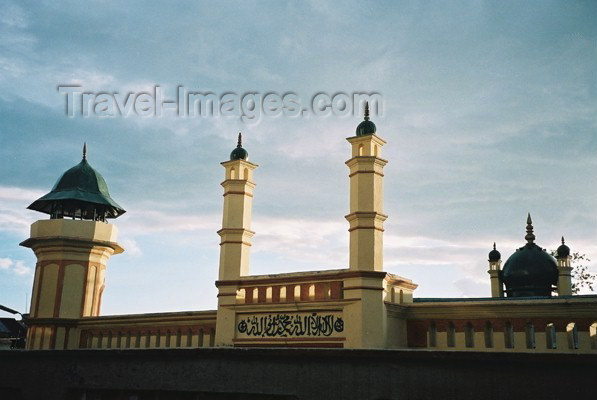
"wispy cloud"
0,257,32,276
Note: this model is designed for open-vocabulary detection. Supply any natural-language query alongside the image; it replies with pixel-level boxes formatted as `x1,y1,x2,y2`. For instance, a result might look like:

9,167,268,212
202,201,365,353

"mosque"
19,105,597,353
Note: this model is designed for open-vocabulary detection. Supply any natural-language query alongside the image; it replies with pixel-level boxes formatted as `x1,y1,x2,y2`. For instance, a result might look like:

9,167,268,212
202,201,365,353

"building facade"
19,106,597,353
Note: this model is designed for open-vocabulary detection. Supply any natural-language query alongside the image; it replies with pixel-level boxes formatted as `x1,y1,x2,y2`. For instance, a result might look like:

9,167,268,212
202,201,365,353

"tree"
550,250,596,294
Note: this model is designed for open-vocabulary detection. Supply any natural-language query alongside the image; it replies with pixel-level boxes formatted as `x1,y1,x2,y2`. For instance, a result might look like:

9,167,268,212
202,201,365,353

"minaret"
345,102,388,271
20,145,125,349
487,243,503,297
556,237,573,296
217,133,258,280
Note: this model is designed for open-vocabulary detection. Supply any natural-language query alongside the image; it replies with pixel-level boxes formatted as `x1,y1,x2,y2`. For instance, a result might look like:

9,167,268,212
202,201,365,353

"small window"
484,322,493,348
546,323,557,349
525,322,536,349
429,322,437,348
504,322,515,349
465,322,475,348
447,322,456,347
567,323,579,350
590,322,597,350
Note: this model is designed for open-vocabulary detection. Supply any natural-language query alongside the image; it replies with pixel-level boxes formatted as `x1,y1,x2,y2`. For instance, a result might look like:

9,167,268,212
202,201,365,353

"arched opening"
546,323,557,349
399,290,404,304
504,322,514,349
230,167,236,179
358,144,364,156
266,287,273,303
373,145,378,157
165,330,171,348
428,322,437,348
590,322,597,350
175,329,182,348
279,286,287,302
484,321,493,348
447,322,456,347
236,288,246,304
525,322,536,349
465,322,475,348
243,167,249,180
567,322,579,350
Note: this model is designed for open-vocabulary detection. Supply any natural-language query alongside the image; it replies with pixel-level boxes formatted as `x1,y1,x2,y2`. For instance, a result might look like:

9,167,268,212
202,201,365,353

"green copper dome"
501,215,557,297
230,132,248,161
28,145,125,220
356,102,376,136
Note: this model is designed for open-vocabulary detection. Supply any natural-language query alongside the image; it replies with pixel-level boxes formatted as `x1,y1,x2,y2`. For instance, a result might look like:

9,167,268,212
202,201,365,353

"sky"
0,1,596,317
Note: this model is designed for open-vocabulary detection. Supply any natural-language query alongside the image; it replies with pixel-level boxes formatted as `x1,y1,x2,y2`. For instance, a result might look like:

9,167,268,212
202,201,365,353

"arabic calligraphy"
237,313,344,337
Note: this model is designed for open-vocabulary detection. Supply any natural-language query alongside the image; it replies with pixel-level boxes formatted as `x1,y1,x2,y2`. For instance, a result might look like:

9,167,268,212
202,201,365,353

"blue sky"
1,1,596,316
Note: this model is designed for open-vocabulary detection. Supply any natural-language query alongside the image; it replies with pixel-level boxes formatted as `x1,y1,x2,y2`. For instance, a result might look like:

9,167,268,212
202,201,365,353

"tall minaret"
217,133,258,280
487,243,503,297
556,237,573,296
20,145,125,349
345,102,388,271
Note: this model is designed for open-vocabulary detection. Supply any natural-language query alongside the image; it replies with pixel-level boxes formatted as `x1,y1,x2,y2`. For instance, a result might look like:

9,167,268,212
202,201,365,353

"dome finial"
525,213,535,244
237,132,242,148
83,142,87,161
364,101,370,121
493,242,496,250
561,236,565,245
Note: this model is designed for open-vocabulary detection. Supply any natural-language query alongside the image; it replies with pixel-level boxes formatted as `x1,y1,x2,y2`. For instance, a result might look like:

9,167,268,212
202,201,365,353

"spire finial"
364,101,370,121
525,213,535,244
83,142,87,161
237,132,242,148
493,242,496,250
561,236,565,245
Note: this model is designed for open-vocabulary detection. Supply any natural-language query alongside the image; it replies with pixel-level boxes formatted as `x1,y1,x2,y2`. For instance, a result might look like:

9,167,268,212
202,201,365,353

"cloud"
120,238,142,257
0,257,32,276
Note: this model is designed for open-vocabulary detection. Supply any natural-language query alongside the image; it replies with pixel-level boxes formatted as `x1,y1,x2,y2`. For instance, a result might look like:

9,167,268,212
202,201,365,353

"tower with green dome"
20,145,125,349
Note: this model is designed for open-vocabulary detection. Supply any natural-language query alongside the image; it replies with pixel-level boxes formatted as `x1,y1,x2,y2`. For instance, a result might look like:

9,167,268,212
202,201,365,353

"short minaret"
217,133,258,280
345,102,388,271
20,145,125,349
556,237,573,296
487,243,503,297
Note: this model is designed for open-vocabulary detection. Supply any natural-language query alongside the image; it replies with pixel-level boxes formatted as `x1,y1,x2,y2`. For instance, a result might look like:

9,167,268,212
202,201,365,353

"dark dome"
230,147,248,160
556,237,570,258
230,132,248,160
501,243,558,297
356,120,376,136
355,101,376,136
28,146,125,220
488,243,501,261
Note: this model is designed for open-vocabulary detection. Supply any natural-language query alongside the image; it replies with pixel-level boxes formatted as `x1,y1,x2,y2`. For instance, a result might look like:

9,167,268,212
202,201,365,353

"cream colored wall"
59,263,85,318
36,263,59,318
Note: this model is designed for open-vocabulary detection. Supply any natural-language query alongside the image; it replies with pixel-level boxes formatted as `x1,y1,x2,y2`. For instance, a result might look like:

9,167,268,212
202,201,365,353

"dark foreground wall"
0,348,595,400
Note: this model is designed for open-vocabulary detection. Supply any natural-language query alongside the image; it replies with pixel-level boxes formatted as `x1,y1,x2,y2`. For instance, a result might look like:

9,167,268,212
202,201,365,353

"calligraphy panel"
236,312,344,338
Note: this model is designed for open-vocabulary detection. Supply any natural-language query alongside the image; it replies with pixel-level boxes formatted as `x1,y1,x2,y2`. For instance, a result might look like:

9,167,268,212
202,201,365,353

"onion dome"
356,102,376,136
488,242,501,261
556,237,570,258
230,132,248,160
501,214,558,297
27,144,126,221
